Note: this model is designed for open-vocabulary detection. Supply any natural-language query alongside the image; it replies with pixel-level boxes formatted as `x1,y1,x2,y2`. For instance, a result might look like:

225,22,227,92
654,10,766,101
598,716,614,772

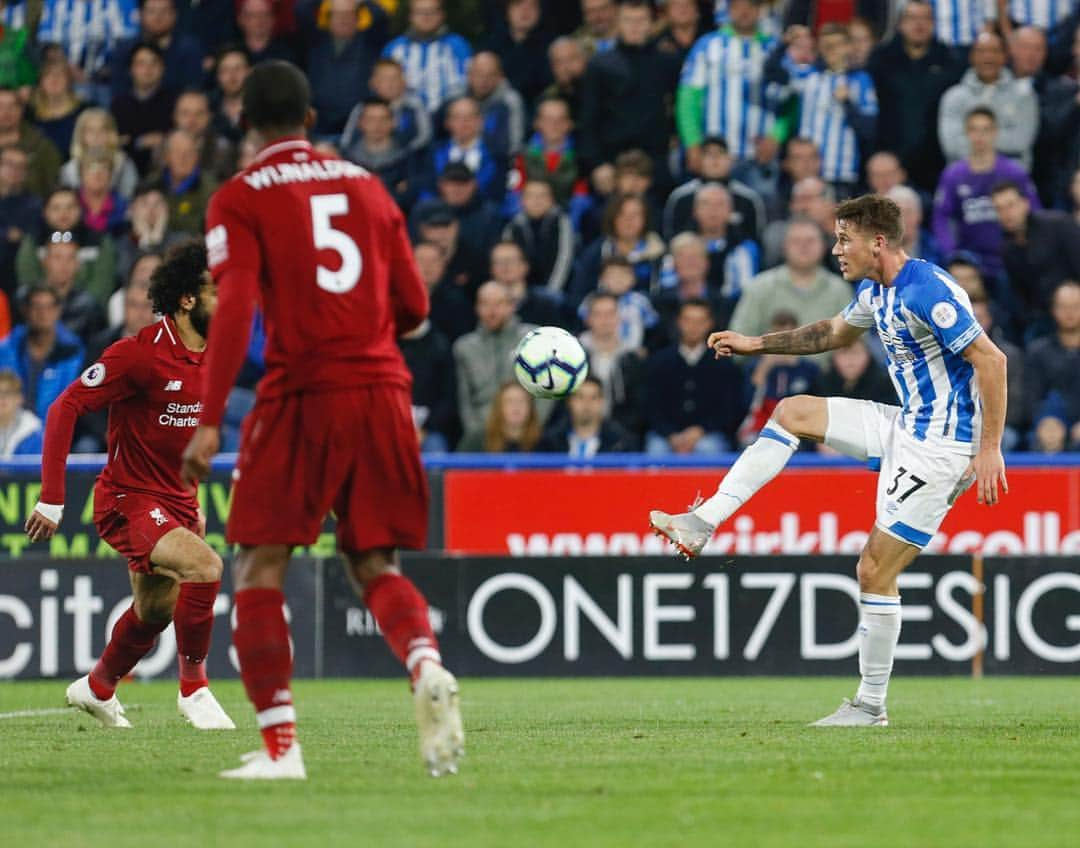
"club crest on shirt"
931,301,958,329
80,362,106,387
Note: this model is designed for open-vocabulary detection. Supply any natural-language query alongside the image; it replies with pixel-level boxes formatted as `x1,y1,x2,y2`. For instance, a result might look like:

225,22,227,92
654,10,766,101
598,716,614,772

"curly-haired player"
26,240,235,731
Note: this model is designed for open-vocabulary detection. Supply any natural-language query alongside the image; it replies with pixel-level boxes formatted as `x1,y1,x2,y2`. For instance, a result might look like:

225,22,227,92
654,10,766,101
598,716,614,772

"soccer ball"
513,326,589,399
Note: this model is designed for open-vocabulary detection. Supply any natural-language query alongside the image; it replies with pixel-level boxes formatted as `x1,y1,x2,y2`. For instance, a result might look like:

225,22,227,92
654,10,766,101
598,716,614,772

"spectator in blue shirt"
382,0,471,112
425,96,507,205
797,23,878,199
0,286,84,423
0,369,43,458
38,0,139,106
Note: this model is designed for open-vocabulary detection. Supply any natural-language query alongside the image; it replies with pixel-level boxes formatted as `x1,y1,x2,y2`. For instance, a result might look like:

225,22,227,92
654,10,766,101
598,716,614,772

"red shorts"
226,384,429,551
93,481,201,574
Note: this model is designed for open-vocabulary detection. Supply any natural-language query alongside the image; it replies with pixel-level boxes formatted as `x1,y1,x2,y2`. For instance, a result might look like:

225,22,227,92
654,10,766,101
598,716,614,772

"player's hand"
25,507,60,543
708,330,759,358
196,508,207,539
967,448,1008,506
181,425,220,486
833,82,849,103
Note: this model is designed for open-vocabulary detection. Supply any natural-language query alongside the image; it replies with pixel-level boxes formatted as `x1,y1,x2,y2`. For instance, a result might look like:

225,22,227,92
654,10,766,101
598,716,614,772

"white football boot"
811,697,889,727
65,675,132,728
649,509,715,560
219,743,307,780
414,662,465,777
178,687,236,730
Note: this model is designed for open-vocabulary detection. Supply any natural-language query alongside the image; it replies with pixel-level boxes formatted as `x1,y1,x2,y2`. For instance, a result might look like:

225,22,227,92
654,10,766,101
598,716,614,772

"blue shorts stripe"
887,520,932,548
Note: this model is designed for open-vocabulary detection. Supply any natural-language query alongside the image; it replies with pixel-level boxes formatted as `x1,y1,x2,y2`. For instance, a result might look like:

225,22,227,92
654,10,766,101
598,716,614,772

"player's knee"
134,595,174,625
192,548,223,583
345,548,399,593
856,552,884,592
231,545,289,590
773,395,816,436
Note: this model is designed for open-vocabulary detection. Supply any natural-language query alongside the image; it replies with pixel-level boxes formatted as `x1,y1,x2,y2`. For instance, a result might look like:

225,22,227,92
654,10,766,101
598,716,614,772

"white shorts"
824,398,975,549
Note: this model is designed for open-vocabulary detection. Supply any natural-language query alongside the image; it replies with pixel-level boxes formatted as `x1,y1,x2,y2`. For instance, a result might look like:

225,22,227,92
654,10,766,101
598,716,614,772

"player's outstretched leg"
650,396,826,559
69,575,175,727
147,528,235,730
812,528,918,727
348,550,464,777
220,544,306,780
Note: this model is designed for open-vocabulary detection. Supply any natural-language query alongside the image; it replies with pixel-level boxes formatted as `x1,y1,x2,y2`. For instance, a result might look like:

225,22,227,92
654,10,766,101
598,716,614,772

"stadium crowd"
0,0,1078,458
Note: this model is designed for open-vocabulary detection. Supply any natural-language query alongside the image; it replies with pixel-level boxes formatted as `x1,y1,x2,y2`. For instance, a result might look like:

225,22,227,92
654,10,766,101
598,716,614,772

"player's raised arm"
708,313,865,359
961,332,1009,506
27,340,146,541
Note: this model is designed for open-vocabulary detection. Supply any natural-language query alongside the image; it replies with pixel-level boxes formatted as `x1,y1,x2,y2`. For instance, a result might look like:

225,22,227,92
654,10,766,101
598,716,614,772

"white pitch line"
0,707,76,720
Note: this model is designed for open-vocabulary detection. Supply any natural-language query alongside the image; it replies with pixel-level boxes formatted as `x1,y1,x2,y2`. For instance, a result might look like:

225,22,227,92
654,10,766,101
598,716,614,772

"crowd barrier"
2,554,1078,680
1,455,1075,679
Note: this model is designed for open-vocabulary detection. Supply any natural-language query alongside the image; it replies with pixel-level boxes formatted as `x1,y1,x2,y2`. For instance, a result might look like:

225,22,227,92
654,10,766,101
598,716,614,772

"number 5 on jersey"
311,194,362,293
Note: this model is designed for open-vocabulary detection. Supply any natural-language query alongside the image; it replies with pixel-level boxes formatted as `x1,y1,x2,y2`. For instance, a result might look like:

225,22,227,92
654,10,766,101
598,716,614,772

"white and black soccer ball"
513,326,589,399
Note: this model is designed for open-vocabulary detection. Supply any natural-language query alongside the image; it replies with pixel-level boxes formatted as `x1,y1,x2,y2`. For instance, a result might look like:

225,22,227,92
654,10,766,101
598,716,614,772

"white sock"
692,422,800,527
855,593,901,708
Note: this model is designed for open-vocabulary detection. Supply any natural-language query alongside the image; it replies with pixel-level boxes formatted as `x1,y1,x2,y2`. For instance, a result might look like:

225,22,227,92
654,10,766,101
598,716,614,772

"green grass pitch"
2,677,1078,848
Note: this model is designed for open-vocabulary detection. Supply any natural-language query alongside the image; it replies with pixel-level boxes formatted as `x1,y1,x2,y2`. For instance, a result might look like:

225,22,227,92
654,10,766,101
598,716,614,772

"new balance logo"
149,508,168,527
164,380,183,391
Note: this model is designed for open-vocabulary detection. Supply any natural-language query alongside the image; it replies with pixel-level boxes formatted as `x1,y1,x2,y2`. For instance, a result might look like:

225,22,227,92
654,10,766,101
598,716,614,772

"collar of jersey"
254,136,313,165
717,24,770,47
871,258,918,294
157,315,203,363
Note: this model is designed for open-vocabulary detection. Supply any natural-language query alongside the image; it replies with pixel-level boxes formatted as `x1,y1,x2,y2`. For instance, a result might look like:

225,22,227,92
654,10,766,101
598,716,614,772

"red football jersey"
202,137,428,419
40,316,204,507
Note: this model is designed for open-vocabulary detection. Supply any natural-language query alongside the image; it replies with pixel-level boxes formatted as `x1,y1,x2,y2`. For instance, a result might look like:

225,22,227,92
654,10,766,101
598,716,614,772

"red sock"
363,573,441,684
232,588,296,759
174,580,220,697
88,606,169,700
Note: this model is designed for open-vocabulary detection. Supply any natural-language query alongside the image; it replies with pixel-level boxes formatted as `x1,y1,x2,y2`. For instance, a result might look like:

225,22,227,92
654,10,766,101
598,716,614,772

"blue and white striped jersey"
798,69,878,184
713,238,759,299
680,27,778,160
382,33,472,112
1005,0,1076,28
2,1,29,30
37,0,139,75
928,0,993,47
842,259,983,452
658,237,759,298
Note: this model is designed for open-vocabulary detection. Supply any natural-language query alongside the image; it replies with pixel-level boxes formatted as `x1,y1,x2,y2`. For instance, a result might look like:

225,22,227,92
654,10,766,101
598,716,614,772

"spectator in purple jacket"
932,106,1039,281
